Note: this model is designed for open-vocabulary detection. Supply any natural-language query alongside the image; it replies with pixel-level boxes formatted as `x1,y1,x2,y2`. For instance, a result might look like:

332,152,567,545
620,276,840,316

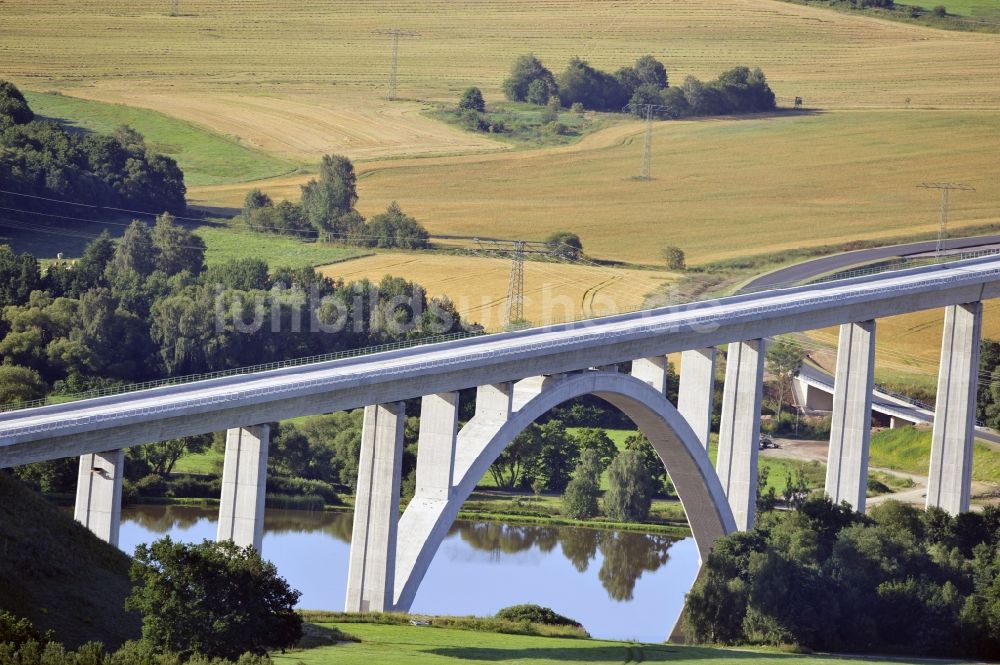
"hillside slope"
0,472,141,648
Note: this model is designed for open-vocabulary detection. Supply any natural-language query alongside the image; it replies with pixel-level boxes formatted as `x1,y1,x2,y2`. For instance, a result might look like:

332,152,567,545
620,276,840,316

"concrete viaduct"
0,255,997,615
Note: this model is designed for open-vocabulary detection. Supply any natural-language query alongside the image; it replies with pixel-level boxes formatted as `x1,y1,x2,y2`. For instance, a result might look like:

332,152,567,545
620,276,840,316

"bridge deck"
2,255,1000,466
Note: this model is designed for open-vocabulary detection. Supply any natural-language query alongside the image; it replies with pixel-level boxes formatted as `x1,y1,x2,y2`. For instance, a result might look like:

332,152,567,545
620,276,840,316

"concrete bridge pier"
345,402,405,612
927,302,982,514
414,392,459,500
631,356,668,395
716,340,765,530
217,424,270,551
74,449,125,546
825,321,876,512
677,348,717,448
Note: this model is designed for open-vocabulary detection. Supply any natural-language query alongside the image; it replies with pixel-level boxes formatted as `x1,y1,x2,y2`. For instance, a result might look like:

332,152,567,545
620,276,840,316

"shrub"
458,108,489,132
540,97,560,123
662,245,686,270
166,476,220,499
458,87,486,112
540,121,568,137
495,604,580,627
264,494,325,511
544,231,583,259
363,201,430,249
570,102,584,114
134,474,168,498
266,475,340,503
933,5,947,16
0,80,34,125
0,611,48,647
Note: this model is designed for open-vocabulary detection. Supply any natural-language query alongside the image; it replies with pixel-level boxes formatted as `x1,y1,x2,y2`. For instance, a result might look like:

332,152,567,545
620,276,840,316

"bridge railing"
0,330,484,415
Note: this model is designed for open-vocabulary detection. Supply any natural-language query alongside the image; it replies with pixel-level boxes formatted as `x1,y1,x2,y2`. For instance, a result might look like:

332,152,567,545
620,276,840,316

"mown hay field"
193,110,1000,266
318,253,678,330
2,0,1000,163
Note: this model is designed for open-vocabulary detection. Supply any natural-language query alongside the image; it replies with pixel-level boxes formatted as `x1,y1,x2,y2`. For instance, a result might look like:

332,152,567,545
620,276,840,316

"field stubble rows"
2,0,1000,163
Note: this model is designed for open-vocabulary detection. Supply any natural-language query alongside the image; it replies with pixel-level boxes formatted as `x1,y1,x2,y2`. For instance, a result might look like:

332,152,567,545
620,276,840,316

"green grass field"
870,426,1000,483
24,91,299,187
171,448,221,474
196,225,366,268
910,0,1000,18
0,216,365,267
279,620,942,665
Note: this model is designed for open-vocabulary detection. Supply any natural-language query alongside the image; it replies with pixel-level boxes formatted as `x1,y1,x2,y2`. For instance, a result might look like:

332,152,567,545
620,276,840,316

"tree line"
239,154,429,249
0,218,467,407
685,497,1000,660
0,81,186,218
501,54,776,118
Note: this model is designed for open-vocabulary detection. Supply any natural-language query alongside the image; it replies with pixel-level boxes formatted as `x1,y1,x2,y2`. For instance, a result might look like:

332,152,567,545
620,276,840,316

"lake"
119,505,699,643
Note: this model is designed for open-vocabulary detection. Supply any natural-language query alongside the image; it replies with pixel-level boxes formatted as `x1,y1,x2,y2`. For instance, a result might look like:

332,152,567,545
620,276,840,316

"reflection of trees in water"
559,528,600,572
454,520,676,602
126,506,675,601
453,521,560,558
598,531,674,602
124,505,354,542
123,505,209,531
263,509,353,542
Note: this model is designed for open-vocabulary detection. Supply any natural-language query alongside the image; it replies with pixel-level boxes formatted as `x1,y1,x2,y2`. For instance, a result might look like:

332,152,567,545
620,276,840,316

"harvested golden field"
2,0,999,162
809,302,1000,391
318,253,678,330
192,110,1000,265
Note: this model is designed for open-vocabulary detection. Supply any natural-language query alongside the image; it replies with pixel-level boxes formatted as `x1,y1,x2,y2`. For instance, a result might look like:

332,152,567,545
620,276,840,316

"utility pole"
372,28,420,101
918,183,976,258
623,102,670,180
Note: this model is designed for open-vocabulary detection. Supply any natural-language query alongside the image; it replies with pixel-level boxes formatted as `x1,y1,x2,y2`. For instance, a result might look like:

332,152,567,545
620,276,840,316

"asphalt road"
741,234,1000,292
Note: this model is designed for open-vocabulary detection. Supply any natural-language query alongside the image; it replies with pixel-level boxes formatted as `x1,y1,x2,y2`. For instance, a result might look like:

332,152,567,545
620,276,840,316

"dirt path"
762,438,998,509
762,438,928,507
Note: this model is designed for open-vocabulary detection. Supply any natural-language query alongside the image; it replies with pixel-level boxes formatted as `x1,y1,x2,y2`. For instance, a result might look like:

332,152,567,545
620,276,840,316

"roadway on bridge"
742,234,1000,292
4,254,1000,468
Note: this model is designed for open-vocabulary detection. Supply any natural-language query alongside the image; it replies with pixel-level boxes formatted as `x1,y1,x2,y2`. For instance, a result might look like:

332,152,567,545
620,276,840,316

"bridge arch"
392,370,737,610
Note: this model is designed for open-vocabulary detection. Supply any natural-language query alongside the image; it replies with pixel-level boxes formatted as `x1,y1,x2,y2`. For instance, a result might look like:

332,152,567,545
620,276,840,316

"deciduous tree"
127,537,302,659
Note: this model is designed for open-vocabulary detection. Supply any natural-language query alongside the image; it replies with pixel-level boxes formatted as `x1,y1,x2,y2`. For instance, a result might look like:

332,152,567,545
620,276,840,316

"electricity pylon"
917,183,976,258
474,238,554,328
623,102,670,180
372,28,420,101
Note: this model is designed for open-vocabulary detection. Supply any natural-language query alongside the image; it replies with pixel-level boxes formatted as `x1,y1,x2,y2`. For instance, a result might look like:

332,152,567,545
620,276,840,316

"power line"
917,183,976,259
372,28,420,101
0,188,215,225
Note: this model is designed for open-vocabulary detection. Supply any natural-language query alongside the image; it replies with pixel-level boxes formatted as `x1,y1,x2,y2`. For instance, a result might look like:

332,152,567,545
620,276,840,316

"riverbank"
93,490,694,537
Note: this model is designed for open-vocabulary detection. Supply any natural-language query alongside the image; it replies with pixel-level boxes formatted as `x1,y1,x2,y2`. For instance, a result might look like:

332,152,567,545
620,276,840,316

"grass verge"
870,426,1000,482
